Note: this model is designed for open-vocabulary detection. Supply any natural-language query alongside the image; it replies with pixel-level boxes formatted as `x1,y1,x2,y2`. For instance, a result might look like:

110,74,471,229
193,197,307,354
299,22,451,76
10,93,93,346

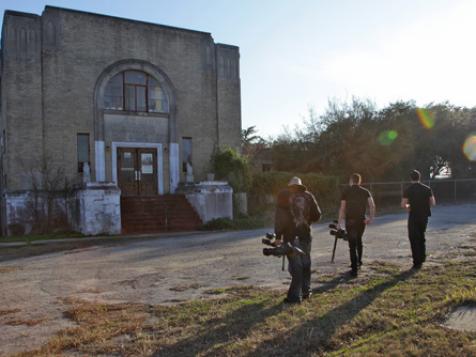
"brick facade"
0,6,241,235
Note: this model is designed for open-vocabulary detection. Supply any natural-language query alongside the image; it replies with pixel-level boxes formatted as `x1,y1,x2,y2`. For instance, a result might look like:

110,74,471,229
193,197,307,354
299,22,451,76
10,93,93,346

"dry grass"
12,260,476,357
4,318,45,327
0,308,21,317
0,266,20,274
169,283,202,292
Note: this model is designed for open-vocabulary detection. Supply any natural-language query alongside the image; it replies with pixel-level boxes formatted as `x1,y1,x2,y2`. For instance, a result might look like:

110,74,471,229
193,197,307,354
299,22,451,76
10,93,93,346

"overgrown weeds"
14,261,476,357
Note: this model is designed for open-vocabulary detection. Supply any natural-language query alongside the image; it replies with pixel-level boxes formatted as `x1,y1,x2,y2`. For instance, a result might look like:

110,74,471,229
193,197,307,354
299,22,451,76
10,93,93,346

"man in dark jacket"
401,170,436,269
282,176,321,303
338,173,375,277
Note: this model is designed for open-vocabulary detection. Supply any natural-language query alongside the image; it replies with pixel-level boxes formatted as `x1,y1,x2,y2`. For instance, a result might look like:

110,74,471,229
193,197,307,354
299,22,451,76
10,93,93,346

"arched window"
104,70,169,113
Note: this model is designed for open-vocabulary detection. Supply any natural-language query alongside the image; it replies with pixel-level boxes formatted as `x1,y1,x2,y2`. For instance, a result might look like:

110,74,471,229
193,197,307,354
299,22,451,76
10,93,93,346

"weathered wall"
75,183,121,235
216,44,242,151
41,7,220,185
0,6,241,235
1,6,241,193
1,12,44,192
181,181,233,222
3,184,121,236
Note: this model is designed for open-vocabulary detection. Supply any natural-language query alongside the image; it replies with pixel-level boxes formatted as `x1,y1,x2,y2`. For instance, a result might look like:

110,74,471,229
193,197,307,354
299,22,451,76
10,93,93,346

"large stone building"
0,6,241,235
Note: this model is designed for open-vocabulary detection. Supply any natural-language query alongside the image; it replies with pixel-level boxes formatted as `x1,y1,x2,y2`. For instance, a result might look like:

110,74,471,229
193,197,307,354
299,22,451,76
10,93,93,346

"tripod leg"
331,237,338,263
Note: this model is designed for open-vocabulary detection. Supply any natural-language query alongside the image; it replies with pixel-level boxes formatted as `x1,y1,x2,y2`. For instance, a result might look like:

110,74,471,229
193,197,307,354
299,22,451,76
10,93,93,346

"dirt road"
1,203,475,356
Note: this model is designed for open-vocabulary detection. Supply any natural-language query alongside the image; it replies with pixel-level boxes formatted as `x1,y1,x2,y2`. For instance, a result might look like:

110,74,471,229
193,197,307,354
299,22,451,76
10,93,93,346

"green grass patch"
1,232,85,244
16,260,476,357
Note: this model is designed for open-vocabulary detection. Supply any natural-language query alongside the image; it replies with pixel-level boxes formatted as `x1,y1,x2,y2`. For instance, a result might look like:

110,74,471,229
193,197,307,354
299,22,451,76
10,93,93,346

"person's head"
288,176,306,192
410,170,421,182
349,173,362,186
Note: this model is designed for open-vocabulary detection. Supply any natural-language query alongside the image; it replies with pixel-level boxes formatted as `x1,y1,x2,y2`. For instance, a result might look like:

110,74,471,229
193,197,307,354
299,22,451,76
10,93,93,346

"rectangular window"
182,137,192,173
77,133,90,173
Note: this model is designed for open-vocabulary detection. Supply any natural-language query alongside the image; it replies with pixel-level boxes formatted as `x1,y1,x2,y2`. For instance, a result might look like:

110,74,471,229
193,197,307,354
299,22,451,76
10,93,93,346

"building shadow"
247,269,416,356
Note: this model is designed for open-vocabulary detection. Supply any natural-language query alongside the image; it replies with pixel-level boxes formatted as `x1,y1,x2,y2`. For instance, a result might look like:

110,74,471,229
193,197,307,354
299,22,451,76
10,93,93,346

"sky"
2,0,476,137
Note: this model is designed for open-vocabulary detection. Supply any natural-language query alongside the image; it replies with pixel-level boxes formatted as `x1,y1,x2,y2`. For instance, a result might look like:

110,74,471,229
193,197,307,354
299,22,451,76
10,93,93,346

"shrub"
201,218,235,230
212,147,251,192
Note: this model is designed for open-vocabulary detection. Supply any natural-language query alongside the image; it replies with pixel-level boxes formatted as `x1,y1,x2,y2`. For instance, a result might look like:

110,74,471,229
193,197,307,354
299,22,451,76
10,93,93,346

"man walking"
284,177,321,303
338,173,375,277
401,170,436,269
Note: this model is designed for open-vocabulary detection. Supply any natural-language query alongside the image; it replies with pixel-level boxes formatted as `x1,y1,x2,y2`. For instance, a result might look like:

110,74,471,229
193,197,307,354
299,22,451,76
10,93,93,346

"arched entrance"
92,59,180,195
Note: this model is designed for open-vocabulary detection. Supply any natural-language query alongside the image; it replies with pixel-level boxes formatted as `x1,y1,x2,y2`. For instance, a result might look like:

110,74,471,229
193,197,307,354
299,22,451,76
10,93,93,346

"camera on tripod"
329,220,348,241
262,233,305,257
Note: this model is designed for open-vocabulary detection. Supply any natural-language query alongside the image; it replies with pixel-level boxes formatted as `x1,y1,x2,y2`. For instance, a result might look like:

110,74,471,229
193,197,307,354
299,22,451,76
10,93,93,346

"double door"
117,148,157,196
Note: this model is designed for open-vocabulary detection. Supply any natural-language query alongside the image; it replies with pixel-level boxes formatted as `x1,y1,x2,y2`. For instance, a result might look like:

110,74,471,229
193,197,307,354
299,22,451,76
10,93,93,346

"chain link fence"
346,179,476,208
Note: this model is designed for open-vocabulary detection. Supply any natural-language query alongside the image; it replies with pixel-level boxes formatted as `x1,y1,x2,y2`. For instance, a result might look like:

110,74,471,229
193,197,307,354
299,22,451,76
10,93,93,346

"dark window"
104,71,169,113
182,137,192,173
77,133,90,173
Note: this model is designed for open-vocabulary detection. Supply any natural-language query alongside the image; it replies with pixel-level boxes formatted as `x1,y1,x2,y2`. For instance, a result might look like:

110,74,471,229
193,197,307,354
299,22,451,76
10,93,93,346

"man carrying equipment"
284,176,321,303
338,173,375,277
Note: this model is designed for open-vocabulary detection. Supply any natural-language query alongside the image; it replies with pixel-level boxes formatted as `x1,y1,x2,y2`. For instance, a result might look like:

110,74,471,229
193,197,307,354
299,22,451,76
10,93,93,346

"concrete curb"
0,230,211,248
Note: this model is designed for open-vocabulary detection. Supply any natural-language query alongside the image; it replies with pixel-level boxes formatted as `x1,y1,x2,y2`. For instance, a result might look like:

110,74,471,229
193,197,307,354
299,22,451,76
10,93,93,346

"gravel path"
0,203,475,356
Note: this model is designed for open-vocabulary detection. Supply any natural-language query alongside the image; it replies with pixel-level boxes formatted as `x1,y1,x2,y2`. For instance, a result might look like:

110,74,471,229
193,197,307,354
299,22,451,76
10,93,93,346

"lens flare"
378,130,398,145
463,134,476,161
416,108,435,129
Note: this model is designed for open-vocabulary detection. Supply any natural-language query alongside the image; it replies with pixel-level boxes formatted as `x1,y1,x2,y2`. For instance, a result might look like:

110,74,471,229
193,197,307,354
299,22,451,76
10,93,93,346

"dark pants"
408,215,428,265
346,219,366,271
287,235,312,301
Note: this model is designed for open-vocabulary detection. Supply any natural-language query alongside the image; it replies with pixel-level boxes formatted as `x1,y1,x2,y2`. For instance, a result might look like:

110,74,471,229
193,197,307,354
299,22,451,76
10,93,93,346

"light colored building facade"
0,6,241,235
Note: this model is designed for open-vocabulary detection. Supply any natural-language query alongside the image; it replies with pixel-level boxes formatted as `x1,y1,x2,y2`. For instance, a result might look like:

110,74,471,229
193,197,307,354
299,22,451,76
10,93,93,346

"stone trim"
169,143,180,193
95,140,106,182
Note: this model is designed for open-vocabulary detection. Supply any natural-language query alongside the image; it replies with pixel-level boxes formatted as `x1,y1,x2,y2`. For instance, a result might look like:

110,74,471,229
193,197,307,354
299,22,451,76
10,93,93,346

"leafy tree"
266,99,476,181
241,126,262,145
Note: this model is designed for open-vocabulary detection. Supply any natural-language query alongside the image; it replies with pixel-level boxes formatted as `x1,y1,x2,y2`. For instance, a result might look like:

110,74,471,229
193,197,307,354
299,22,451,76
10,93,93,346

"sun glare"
416,108,435,129
463,134,476,161
378,130,398,146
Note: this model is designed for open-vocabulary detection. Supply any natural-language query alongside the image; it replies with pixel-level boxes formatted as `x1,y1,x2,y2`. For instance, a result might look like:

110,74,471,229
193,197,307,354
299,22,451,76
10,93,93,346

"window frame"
77,133,90,173
181,137,193,173
104,71,168,114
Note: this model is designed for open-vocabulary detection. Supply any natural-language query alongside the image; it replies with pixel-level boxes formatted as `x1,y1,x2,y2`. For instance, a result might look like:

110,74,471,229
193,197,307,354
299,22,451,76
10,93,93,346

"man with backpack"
283,176,321,303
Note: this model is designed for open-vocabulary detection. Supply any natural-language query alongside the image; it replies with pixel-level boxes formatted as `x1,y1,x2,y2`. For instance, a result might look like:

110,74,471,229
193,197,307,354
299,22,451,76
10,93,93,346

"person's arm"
429,189,436,206
365,196,375,224
309,194,322,223
401,198,410,211
401,188,410,211
338,200,346,228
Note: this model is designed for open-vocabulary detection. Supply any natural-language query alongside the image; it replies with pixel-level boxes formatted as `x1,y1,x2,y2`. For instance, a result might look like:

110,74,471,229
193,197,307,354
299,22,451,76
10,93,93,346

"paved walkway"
0,203,475,356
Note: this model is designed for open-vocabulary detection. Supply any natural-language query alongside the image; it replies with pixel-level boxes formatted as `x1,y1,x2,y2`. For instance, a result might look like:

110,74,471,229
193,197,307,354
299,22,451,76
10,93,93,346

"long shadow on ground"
312,272,354,294
247,269,416,356
153,295,285,356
